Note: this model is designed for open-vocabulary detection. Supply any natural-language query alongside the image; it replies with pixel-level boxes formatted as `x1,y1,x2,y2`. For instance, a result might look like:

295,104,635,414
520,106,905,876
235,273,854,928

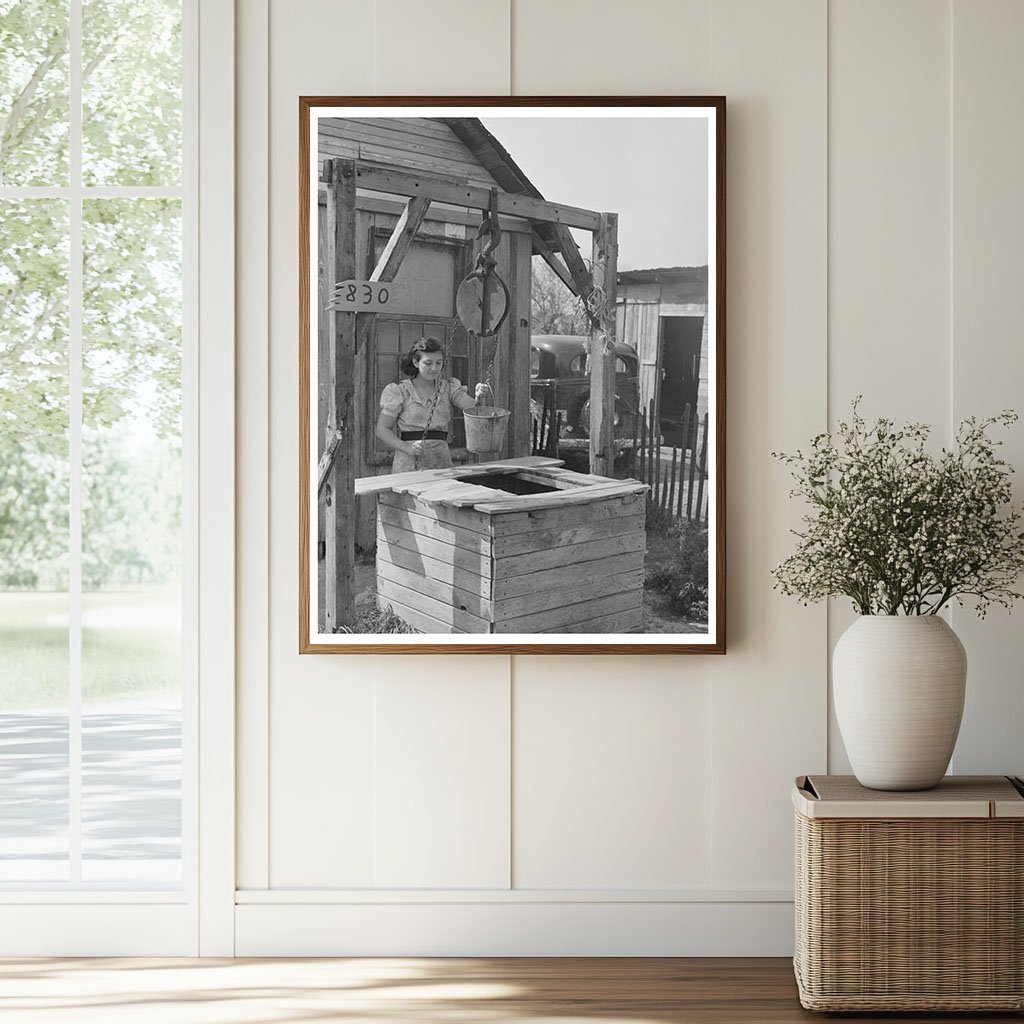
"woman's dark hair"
400,336,444,377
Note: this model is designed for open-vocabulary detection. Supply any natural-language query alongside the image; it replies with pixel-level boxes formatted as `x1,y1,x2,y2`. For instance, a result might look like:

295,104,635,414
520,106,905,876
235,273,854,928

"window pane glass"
81,198,181,883
0,199,70,880
0,1,70,186
82,0,181,186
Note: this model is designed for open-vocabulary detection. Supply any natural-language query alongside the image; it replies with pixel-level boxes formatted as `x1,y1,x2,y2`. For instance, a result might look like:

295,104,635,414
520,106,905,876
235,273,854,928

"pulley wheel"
456,272,509,337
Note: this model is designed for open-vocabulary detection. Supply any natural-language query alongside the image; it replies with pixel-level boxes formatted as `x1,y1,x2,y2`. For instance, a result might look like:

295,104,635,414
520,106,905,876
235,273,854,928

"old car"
529,334,640,445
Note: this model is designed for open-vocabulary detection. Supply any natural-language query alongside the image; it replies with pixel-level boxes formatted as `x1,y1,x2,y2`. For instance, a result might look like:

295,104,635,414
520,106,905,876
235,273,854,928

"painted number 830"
330,279,395,313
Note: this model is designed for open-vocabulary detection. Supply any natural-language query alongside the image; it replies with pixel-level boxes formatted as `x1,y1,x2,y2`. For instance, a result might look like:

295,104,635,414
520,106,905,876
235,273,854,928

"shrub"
336,605,419,634
645,515,709,621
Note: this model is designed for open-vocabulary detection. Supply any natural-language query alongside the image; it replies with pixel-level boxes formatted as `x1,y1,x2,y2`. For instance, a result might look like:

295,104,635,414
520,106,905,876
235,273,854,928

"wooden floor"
0,957,1020,1023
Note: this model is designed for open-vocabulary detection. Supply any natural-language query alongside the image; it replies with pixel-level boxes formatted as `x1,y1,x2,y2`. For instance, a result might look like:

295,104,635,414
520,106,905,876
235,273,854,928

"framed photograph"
299,97,725,653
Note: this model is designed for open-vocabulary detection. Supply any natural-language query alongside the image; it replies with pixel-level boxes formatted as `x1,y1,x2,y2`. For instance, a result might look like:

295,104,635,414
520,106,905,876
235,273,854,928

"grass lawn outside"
0,589,181,711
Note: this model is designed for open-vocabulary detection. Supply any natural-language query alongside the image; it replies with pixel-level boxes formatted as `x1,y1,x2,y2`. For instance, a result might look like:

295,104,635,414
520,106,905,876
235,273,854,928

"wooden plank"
377,538,490,599
589,213,619,476
473,480,646,515
510,231,533,458
493,569,644,623
377,501,491,555
490,491,645,537
324,157,358,631
355,456,564,496
320,119,489,163
496,590,642,634
494,532,645,581
505,471,577,492
352,116,467,143
369,196,432,282
687,405,699,519
383,490,492,537
492,513,645,559
352,165,603,232
377,520,492,578
541,605,644,635
321,141,490,184
399,482,516,506
350,195,532,235
530,467,609,487
377,558,493,620
378,577,491,633
492,551,645,602
548,223,595,299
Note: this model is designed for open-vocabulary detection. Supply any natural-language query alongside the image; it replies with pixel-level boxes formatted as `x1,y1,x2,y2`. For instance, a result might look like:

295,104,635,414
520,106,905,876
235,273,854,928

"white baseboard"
0,904,196,956
235,898,795,956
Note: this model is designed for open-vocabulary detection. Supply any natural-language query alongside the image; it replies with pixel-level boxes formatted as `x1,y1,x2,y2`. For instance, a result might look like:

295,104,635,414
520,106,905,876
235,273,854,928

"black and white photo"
299,98,725,653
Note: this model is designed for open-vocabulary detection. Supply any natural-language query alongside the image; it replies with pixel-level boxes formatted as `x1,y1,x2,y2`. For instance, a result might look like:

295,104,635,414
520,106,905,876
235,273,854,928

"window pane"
81,198,181,883
0,1,70,186
0,199,70,880
82,0,181,186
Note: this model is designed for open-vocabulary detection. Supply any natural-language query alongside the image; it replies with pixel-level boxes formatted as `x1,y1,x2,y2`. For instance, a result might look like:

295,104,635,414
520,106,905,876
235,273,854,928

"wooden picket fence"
530,390,710,525
530,388,562,458
633,400,710,524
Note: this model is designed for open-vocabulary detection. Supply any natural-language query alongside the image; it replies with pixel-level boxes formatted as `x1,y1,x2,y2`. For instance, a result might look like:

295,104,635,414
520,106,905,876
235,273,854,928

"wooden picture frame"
299,97,725,654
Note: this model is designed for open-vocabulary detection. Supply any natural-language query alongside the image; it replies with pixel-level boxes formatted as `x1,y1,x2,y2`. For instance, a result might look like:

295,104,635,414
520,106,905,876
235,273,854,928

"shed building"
616,266,709,446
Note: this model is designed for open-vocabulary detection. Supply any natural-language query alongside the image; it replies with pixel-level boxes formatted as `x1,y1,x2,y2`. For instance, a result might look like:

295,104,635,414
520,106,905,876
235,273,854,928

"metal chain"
418,330,455,434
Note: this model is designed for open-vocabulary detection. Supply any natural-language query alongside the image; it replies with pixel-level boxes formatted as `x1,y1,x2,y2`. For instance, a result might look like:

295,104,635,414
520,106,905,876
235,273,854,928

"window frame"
0,0,237,958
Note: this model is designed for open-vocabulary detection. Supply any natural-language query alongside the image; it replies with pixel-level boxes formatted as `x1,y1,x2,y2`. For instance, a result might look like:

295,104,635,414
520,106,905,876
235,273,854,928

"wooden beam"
324,158,357,631
530,228,578,295
509,231,533,457
548,223,595,301
355,195,432,353
369,195,432,281
352,164,603,232
589,213,619,477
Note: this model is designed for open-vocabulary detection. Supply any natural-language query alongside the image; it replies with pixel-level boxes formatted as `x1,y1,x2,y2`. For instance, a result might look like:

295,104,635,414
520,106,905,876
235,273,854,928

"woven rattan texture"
806,774,1023,804
794,812,1024,1011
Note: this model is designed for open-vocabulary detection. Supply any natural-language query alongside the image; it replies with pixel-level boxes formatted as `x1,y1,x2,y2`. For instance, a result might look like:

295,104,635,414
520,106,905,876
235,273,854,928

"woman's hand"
407,440,425,456
474,383,492,403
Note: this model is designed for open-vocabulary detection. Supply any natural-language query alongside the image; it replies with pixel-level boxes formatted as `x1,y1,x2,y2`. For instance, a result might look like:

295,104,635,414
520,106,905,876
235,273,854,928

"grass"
643,510,710,623
0,589,181,711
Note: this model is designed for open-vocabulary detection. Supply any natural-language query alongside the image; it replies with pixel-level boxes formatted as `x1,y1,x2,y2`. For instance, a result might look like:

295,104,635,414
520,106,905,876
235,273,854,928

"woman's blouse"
379,377,475,435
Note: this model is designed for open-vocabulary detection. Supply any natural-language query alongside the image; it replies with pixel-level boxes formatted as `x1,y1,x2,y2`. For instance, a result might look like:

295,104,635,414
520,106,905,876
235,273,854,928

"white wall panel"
512,0,712,94
265,0,377,888
375,0,510,94
949,0,1024,777
827,0,952,774
269,672,378,886
828,0,951,425
231,0,1024,955
374,660,511,888
513,658,713,889
707,0,828,889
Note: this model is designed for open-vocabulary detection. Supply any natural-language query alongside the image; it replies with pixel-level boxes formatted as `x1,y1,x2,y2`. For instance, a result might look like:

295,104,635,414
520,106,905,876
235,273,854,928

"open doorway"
658,316,703,446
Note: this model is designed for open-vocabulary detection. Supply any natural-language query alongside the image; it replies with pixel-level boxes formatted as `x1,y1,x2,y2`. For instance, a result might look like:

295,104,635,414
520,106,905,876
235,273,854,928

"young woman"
375,337,491,473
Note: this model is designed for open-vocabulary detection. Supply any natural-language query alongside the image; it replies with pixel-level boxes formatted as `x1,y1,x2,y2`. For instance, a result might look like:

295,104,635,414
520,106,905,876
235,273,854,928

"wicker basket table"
793,774,1024,1012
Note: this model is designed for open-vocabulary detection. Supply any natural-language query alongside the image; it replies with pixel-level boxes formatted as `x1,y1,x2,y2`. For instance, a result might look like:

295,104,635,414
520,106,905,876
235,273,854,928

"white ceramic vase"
833,615,967,791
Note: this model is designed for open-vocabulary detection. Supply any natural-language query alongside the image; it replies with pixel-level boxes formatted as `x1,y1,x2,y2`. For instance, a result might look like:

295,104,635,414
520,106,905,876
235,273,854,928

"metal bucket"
463,406,510,454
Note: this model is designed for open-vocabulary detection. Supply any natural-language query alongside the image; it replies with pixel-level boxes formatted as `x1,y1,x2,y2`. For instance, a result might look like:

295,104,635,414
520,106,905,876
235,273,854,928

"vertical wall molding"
236,0,271,892
198,0,237,955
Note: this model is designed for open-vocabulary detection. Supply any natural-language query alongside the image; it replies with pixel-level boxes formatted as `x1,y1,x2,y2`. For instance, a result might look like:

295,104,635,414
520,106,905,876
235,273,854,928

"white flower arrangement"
772,401,1024,616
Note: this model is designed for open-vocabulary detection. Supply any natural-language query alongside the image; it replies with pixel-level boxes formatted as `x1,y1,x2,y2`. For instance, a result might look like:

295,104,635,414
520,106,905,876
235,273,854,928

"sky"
479,115,709,272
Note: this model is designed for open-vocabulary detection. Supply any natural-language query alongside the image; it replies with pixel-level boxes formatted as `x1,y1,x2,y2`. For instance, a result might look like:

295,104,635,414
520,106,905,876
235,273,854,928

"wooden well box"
357,457,647,634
